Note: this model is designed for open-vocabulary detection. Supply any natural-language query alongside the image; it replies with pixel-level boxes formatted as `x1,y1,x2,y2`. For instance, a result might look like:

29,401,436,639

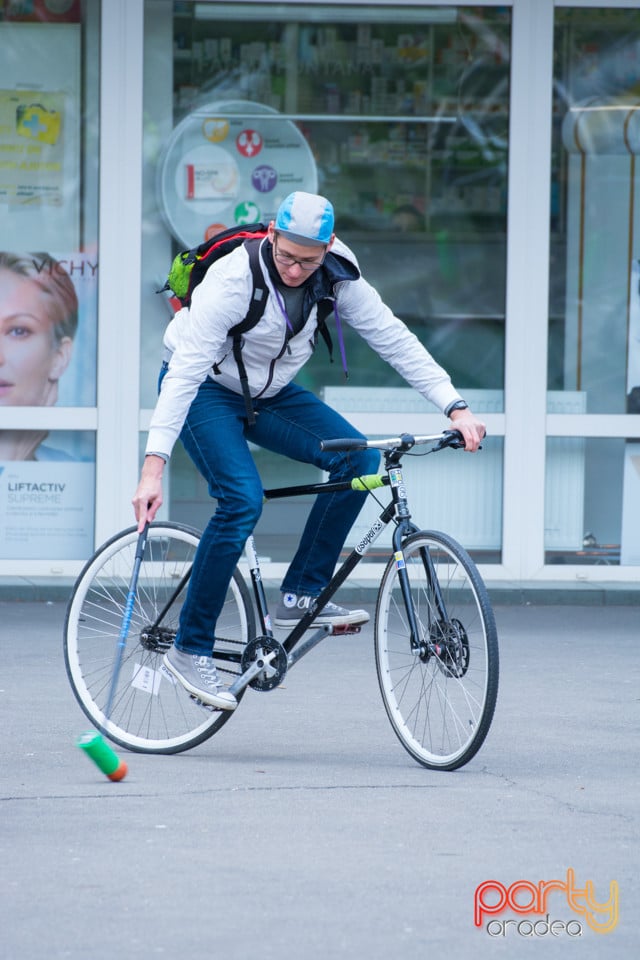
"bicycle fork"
393,528,451,657
388,465,449,657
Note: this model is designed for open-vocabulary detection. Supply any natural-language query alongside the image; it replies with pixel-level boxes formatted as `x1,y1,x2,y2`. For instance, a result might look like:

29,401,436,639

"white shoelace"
194,657,221,690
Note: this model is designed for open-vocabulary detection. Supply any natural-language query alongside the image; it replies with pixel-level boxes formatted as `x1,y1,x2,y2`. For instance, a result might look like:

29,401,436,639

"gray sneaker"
163,646,237,711
274,593,369,628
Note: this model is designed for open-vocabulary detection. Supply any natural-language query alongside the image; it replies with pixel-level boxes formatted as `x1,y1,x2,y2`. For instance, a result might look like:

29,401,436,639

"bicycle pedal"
331,624,362,636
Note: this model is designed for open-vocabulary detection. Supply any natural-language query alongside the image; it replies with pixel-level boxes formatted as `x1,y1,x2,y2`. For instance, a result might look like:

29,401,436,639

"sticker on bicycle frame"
132,662,162,696
355,517,385,555
245,536,260,572
389,468,403,487
394,551,405,570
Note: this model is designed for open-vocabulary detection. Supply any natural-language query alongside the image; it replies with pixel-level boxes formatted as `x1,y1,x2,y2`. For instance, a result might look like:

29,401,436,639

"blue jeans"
163,369,379,655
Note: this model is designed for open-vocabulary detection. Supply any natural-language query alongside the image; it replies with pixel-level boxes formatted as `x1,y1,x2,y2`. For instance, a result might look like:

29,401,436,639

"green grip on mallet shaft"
78,731,128,781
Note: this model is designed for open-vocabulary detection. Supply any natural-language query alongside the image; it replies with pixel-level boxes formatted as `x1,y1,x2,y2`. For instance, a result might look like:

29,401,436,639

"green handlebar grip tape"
78,731,128,781
351,474,385,492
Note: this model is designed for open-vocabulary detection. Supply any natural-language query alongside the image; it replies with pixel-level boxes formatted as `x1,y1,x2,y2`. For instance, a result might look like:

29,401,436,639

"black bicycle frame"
251,459,441,658
146,459,448,661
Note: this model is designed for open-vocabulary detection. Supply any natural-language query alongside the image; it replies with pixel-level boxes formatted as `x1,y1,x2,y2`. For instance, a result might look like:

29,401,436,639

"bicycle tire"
64,521,255,754
374,530,498,770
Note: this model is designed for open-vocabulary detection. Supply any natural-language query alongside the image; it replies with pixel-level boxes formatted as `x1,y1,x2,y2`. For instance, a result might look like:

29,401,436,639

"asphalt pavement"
1,598,638,960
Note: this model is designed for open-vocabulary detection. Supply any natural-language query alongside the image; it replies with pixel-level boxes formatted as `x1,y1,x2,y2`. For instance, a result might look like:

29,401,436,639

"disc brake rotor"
429,618,470,678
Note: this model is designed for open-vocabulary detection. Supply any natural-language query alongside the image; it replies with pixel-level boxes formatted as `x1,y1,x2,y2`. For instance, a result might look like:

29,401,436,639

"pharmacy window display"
139,3,511,563
0,2,99,560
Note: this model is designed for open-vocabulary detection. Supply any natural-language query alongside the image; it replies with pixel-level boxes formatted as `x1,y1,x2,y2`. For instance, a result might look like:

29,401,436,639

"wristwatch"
445,399,469,416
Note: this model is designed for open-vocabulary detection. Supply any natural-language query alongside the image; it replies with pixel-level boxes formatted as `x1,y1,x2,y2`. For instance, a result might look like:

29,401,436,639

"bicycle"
64,429,499,771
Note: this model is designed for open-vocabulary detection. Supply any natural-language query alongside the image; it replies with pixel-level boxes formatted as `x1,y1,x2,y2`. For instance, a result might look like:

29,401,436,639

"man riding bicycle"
132,191,485,710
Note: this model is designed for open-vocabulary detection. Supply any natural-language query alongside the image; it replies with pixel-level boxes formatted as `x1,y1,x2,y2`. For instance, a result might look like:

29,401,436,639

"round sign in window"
157,100,318,246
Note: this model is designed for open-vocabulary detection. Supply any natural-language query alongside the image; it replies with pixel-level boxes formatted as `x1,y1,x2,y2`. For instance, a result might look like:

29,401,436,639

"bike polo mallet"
77,523,150,781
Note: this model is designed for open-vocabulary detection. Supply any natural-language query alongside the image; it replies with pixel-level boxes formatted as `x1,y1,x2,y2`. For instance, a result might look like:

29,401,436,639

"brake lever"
438,429,467,451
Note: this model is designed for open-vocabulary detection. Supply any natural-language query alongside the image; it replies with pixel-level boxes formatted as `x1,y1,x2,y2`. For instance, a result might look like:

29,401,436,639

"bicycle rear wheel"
375,530,498,770
64,522,255,754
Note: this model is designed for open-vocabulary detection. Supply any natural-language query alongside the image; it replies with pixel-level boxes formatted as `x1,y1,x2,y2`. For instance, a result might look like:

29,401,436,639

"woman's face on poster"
0,267,73,406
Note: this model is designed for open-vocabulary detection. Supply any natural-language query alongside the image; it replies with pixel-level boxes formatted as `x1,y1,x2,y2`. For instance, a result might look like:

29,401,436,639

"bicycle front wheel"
64,522,255,754
375,530,498,770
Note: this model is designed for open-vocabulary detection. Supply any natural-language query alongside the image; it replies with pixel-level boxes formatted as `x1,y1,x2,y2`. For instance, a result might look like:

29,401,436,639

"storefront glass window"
0,1,100,560
549,8,640,414
142,2,510,559
547,8,640,566
545,436,625,567
0,430,96,560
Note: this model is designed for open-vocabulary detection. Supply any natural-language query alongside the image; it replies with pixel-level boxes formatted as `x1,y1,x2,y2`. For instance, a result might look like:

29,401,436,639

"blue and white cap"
274,191,335,246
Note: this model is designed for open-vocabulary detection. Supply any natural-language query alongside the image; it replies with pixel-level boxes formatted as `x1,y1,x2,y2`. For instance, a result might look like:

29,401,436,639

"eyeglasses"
273,237,326,272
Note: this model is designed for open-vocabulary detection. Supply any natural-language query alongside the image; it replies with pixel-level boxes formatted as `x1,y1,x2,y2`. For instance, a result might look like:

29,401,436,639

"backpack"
160,223,338,425
162,222,269,309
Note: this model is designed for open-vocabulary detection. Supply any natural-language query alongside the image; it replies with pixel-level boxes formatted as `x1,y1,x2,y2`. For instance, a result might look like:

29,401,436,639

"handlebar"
320,429,467,453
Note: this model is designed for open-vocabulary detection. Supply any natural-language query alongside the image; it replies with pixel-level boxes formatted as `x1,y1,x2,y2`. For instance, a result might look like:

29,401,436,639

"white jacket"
146,237,462,458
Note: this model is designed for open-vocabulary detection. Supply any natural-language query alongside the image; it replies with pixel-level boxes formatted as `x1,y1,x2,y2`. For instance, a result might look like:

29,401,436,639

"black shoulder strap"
229,239,269,426
315,300,335,362
217,245,338,425
229,240,269,335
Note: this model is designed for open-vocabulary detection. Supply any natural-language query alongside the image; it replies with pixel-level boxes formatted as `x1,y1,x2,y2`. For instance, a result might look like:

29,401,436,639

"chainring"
240,636,288,691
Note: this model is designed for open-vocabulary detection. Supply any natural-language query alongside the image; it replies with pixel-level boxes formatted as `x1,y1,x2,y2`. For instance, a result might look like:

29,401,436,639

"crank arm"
227,647,279,697
287,625,332,668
